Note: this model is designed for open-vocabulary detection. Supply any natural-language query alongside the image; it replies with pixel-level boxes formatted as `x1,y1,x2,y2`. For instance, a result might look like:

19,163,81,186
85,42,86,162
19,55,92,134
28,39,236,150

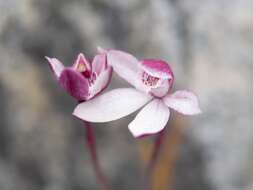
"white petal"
91,53,107,75
163,90,202,115
45,57,64,79
128,99,170,137
89,67,112,98
107,50,141,87
73,88,152,122
97,46,107,54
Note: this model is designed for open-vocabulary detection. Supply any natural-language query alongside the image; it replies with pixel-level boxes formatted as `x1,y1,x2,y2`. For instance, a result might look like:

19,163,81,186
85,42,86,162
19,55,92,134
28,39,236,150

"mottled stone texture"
0,0,253,190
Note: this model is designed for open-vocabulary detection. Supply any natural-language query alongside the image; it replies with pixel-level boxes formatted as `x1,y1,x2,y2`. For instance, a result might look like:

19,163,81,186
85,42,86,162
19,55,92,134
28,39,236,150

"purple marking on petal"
59,68,89,101
142,72,160,86
141,59,174,80
88,66,113,99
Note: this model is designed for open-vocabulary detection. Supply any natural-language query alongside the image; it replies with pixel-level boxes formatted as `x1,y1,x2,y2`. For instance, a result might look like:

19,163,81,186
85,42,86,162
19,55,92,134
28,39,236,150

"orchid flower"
46,52,112,190
73,50,201,137
46,52,112,102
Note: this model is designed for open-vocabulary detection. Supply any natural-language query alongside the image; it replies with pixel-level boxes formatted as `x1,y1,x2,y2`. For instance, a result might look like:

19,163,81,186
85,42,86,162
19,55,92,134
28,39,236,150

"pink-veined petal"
59,68,89,101
92,53,107,75
140,59,174,79
73,88,152,122
163,90,202,115
128,99,170,137
89,67,112,98
45,56,64,79
107,50,141,88
73,53,91,72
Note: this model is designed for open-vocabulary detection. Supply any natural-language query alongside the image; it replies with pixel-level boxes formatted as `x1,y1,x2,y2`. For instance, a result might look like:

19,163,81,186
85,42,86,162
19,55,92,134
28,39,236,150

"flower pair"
47,48,201,137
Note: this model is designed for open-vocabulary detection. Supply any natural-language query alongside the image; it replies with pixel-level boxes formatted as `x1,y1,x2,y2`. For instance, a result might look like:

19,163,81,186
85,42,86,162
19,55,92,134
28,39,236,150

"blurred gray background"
0,0,253,190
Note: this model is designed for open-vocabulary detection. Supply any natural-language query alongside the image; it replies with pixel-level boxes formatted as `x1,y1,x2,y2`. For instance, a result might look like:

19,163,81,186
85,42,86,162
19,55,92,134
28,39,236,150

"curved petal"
163,90,202,115
89,67,112,98
150,80,170,98
141,59,174,79
92,53,107,75
45,56,64,79
59,68,89,101
128,99,170,138
73,88,152,122
73,53,91,72
107,50,141,88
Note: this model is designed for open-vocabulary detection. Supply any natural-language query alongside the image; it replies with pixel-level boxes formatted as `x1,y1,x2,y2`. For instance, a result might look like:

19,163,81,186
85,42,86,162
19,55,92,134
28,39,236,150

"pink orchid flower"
73,50,201,137
46,52,112,102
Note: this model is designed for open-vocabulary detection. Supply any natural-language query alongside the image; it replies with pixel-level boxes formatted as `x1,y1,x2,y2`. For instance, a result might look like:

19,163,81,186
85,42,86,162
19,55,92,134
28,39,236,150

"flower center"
142,72,160,87
79,69,96,86
81,70,91,78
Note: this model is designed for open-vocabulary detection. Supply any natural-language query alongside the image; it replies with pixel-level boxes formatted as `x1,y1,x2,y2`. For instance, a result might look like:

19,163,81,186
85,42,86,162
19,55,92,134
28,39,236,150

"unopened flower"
46,52,112,101
73,50,201,137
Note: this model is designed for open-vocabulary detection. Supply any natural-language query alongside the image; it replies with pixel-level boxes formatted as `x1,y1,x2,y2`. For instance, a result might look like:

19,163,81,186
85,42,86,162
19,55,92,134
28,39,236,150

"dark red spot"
82,70,91,78
142,72,160,86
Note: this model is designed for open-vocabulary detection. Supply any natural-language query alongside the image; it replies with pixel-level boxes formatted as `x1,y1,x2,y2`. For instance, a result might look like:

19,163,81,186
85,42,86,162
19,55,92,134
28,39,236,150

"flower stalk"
84,121,111,190
144,129,166,190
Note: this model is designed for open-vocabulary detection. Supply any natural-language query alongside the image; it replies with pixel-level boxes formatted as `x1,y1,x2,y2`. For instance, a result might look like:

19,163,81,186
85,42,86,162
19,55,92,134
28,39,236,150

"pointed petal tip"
92,52,107,75
72,107,85,121
45,56,51,61
45,56,64,79
45,56,55,63
97,46,107,53
76,53,87,64
73,53,91,71
77,53,85,58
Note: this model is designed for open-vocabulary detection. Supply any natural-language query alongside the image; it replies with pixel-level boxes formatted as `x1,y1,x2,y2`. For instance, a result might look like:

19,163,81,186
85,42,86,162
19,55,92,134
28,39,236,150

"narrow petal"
89,67,112,98
45,57,64,79
107,50,141,88
128,99,170,137
163,90,202,115
59,68,89,101
73,88,152,122
92,53,107,75
73,53,91,73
